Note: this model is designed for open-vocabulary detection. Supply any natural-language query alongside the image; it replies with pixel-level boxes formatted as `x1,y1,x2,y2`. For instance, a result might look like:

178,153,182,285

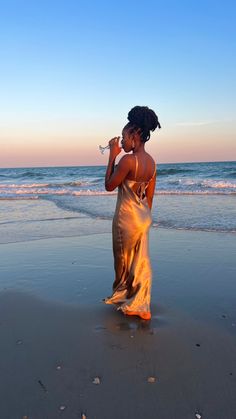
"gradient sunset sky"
0,0,236,167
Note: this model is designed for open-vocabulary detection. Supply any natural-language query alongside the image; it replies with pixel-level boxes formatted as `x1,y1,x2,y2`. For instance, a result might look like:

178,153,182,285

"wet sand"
0,229,236,418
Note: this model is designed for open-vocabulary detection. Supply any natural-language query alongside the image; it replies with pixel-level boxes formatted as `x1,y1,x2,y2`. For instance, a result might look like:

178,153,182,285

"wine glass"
99,137,120,154
99,144,110,154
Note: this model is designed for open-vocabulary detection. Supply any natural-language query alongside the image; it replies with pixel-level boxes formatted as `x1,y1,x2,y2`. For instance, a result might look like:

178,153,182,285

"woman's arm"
145,171,157,210
105,137,131,191
105,154,132,191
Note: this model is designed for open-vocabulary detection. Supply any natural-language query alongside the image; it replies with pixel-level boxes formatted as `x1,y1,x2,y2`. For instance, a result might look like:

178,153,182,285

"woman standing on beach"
103,106,161,320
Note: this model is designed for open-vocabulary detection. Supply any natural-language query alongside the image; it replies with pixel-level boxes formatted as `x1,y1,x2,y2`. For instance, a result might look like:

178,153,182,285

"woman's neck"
133,141,145,153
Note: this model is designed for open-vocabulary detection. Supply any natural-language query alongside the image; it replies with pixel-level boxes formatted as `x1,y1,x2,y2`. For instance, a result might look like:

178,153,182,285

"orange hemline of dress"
123,310,151,320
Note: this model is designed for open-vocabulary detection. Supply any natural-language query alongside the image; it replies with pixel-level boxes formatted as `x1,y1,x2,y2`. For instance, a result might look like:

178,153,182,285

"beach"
1,0,236,415
1,203,236,418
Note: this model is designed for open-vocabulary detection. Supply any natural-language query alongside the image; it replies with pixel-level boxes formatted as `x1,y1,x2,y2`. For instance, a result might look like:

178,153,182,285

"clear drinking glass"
99,137,120,154
98,144,110,154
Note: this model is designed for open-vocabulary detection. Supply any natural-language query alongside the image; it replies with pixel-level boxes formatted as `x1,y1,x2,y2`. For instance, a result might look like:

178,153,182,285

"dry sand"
0,229,236,419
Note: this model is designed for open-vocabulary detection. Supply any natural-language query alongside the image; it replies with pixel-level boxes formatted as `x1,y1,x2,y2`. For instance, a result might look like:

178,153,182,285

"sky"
0,0,236,167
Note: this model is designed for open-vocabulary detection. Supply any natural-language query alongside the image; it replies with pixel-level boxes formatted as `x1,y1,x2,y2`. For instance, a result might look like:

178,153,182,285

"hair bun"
127,106,161,133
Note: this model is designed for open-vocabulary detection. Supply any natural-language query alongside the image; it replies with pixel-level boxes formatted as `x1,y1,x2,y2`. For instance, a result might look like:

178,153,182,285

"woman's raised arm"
105,154,132,191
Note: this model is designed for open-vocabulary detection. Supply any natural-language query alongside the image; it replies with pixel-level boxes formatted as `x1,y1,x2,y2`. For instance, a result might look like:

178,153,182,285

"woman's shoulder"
117,154,135,168
146,153,157,173
145,152,156,165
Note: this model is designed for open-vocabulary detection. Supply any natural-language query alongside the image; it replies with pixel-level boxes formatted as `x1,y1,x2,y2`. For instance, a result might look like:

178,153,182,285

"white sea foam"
0,187,236,198
201,179,236,188
0,183,49,188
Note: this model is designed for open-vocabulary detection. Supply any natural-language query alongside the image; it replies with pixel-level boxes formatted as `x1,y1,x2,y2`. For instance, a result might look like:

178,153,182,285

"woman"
103,106,161,320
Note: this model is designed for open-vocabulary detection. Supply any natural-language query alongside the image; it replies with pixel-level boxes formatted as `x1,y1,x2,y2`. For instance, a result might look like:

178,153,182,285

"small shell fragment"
59,405,66,411
147,376,156,383
56,365,62,370
92,377,101,384
195,413,202,418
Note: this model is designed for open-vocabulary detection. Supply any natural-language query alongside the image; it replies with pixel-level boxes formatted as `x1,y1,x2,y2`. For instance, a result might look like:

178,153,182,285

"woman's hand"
109,137,122,159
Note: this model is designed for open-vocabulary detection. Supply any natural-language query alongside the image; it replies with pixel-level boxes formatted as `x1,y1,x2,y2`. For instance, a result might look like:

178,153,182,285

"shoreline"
1,224,236,247
0,197,235,247
1,193,236,246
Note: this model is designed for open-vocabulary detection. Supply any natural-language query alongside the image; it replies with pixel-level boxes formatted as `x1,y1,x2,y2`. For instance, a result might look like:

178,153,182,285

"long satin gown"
104,155,156,316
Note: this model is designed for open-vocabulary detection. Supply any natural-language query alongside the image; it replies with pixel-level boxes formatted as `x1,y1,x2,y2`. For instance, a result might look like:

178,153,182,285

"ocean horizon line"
1,159,236,170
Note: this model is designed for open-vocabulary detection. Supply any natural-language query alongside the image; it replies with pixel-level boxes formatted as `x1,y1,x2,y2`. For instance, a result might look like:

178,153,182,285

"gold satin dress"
104,155,156,317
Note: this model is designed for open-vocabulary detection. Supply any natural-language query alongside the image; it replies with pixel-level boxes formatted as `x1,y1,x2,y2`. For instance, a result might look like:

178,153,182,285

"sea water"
0,161,236,241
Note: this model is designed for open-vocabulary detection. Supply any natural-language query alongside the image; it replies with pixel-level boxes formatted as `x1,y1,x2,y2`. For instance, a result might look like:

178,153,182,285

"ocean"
0,161,236,242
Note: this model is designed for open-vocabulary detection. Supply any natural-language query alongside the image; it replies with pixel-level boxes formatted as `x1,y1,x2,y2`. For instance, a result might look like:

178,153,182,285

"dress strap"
134,154,138,180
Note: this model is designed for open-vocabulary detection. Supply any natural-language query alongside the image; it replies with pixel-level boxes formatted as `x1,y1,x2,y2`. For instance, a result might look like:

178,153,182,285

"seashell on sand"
147,376,156,383
92,377,101,384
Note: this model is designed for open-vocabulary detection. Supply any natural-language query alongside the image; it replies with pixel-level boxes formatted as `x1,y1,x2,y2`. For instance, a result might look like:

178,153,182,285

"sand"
0,229,236,419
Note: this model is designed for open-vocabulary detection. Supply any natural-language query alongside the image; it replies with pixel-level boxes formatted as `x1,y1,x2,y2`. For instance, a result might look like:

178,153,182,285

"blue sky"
0,0,236,166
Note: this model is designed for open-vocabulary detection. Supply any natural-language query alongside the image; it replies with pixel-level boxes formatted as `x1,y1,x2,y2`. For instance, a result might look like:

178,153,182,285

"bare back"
125,152,156,210
126,152,156,182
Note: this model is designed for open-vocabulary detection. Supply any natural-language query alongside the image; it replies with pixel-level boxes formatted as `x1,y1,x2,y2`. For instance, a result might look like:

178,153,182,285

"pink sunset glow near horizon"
1,120,236,168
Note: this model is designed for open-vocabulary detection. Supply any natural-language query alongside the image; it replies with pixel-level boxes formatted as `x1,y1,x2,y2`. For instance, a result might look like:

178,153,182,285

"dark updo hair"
124,105,161,143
